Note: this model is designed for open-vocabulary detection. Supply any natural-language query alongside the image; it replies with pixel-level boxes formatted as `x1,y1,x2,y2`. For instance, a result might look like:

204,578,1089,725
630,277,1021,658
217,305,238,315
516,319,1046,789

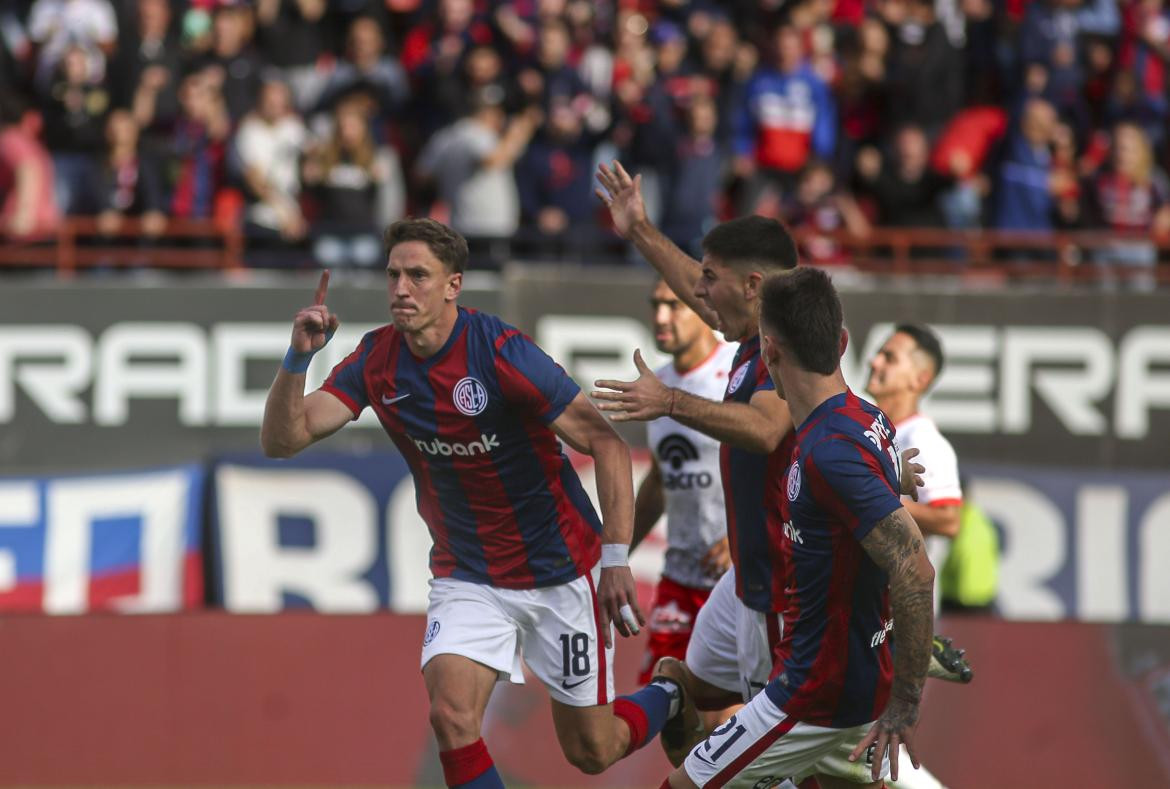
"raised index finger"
313,269,331,306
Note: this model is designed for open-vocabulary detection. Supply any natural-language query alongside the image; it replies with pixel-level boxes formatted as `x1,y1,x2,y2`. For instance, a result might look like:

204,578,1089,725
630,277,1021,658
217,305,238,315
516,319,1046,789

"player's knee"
428,699,480,747
562,733,613,775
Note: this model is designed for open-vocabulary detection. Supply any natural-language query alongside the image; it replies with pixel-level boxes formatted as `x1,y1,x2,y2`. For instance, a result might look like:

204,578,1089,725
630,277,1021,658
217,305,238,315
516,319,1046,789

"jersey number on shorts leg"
704,714,747,761
560,633,591,678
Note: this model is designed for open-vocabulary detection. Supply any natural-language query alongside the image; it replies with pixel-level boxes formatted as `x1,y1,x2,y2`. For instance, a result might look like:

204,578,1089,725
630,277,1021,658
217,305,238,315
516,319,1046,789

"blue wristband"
283,330,334,374
282,347,314,374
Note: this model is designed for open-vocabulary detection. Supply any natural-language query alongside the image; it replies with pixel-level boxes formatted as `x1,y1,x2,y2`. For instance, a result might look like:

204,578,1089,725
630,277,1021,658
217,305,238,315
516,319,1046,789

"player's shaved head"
700,215,798,274
759,267,843,375
894,324,944,386
384,218,469,273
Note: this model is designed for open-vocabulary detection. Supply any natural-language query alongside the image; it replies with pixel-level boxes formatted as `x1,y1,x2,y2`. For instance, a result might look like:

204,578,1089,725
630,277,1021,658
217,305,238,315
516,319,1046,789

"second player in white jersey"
648,341,738,590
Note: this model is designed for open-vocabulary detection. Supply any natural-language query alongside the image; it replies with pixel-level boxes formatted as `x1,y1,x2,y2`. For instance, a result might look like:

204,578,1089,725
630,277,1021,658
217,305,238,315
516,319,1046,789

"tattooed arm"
851,506,936,781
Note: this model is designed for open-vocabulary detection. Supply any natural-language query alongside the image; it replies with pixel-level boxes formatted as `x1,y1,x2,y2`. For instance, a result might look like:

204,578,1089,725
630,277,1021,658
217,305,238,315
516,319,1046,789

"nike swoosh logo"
382,393,410,405
561,677,589,690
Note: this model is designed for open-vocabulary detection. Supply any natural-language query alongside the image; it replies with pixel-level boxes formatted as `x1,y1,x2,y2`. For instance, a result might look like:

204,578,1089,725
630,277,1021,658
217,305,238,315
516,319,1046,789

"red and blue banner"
0,465,203,613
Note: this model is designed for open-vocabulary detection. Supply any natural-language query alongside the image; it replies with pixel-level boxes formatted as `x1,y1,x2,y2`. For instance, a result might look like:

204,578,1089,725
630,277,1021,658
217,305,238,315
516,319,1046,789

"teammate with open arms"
262,218,691,787
665,268,936,789
594,179,800,749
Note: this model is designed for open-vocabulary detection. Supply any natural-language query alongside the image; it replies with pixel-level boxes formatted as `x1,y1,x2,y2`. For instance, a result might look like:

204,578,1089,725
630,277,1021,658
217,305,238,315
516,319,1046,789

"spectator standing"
1017,0,1120,129
993,97,1064,231
879,0,964,138
235,78,308,246
39,45,110,214
659,94,725,257
856,124,953,227
27,0,118,91
1086,122,1170,288
303,95,405,267
108,0,181,144
733,24,836,214
316,16,409,123
255,0,328,112
0,91,59,240
1116,0,1170,148
196,1,264,123
75,108,168,239
170,69,231,221
516,99,601,241
415,89,537,239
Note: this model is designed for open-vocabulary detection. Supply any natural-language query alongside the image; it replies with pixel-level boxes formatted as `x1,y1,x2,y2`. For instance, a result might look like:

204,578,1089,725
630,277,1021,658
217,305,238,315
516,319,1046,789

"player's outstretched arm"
261,271,353,458
552,392,644,645
631,462,663,553
595,161,719,330
851,507,936,782
593,351,791,454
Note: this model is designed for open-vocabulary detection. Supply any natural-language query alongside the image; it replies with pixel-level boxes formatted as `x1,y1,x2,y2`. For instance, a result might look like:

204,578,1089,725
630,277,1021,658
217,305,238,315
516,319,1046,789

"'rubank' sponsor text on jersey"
321,308,602,590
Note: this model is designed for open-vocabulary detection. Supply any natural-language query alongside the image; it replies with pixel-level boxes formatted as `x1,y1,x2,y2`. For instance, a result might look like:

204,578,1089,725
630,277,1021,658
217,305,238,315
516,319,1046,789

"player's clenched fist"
291,270,340,353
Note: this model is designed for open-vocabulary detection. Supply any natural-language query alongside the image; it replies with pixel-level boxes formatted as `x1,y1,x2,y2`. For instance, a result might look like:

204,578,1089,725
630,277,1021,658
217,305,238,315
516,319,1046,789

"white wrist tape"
600,543,629,568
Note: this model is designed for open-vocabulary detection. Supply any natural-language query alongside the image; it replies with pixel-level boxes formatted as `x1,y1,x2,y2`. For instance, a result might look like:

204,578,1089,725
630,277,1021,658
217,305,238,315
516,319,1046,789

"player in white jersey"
631,280,738,685
866,325,962,591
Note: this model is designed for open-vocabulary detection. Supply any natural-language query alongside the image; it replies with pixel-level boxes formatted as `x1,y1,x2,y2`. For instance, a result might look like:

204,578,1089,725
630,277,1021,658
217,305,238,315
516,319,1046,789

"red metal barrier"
0,614,1166,787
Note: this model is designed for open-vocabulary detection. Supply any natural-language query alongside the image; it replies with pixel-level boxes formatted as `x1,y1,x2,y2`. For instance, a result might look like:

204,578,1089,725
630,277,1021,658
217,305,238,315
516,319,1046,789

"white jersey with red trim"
647,342,738,590
894,413,962,575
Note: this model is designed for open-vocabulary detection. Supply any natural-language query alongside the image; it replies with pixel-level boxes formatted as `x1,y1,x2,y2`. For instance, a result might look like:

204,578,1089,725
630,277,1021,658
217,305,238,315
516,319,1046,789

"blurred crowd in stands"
0,0,1168,272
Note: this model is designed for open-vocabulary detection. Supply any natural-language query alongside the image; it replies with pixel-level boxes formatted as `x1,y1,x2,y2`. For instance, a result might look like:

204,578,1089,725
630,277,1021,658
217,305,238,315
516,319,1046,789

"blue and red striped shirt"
766,389,901,728
321,307,603,589
720,334,796,613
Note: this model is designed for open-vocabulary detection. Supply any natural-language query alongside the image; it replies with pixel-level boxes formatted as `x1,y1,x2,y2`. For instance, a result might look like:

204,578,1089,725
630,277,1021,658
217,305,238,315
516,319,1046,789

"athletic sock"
439,738,505,789
613,678,681,754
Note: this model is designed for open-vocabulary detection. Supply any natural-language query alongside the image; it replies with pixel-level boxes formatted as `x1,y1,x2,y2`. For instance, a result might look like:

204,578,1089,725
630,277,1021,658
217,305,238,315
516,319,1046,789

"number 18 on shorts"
420,569,616,707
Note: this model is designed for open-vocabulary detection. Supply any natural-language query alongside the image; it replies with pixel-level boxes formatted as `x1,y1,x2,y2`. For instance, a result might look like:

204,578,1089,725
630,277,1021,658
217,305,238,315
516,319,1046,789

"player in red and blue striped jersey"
667,267,935,789
596,161,798,725
261,218,697,788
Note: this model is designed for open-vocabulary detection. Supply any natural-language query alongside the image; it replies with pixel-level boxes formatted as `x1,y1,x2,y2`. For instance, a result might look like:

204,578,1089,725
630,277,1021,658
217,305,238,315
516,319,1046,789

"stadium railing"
1,221,1167,285
0,216,244,276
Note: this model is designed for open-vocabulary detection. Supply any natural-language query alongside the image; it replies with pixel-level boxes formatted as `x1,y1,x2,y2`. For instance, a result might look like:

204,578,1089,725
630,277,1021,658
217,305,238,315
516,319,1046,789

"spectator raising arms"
415,89,538,240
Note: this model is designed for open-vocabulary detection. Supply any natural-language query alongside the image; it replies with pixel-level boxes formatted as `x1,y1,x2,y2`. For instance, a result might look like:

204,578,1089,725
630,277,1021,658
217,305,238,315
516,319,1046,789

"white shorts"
683,691,887,788
802,743,936,788
685,567,781,702
420,565,615,707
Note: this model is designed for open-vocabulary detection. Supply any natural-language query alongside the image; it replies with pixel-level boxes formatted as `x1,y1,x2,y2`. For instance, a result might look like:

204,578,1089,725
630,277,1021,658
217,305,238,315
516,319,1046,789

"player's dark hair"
700,215,798,274
383,218,469,274
895,323,944,381
759,268,843,375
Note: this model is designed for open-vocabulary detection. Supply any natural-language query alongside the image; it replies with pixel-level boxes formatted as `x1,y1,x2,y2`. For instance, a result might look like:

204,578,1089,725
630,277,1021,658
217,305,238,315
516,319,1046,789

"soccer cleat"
928,634,973,683
652,657,705,767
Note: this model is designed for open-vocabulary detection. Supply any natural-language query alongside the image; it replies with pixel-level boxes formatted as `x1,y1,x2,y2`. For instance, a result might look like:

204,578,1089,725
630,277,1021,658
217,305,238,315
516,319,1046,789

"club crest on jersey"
727,364,749,395
786,461,801,501
453,376,488,416
423,619,441,646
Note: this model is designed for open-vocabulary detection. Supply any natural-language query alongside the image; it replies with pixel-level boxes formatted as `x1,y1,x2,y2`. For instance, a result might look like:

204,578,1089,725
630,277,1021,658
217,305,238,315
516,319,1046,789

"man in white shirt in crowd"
629,280,737,702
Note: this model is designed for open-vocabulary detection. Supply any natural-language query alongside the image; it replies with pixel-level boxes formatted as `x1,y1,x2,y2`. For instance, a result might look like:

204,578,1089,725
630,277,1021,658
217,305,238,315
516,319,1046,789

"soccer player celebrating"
665,266,936,789
596,159,799,751
261,218,695,787
631,280,737,687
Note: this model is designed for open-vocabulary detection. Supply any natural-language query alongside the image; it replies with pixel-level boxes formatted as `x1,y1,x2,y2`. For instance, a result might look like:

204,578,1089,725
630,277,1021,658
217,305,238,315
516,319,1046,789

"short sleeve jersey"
721,334,796,613
767,389,903,728
321,307,603,589
647,342,737,590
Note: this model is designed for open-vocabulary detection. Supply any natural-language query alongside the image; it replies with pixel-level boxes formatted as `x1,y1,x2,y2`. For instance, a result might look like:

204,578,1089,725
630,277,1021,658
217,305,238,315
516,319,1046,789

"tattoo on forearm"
861,509,935,721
